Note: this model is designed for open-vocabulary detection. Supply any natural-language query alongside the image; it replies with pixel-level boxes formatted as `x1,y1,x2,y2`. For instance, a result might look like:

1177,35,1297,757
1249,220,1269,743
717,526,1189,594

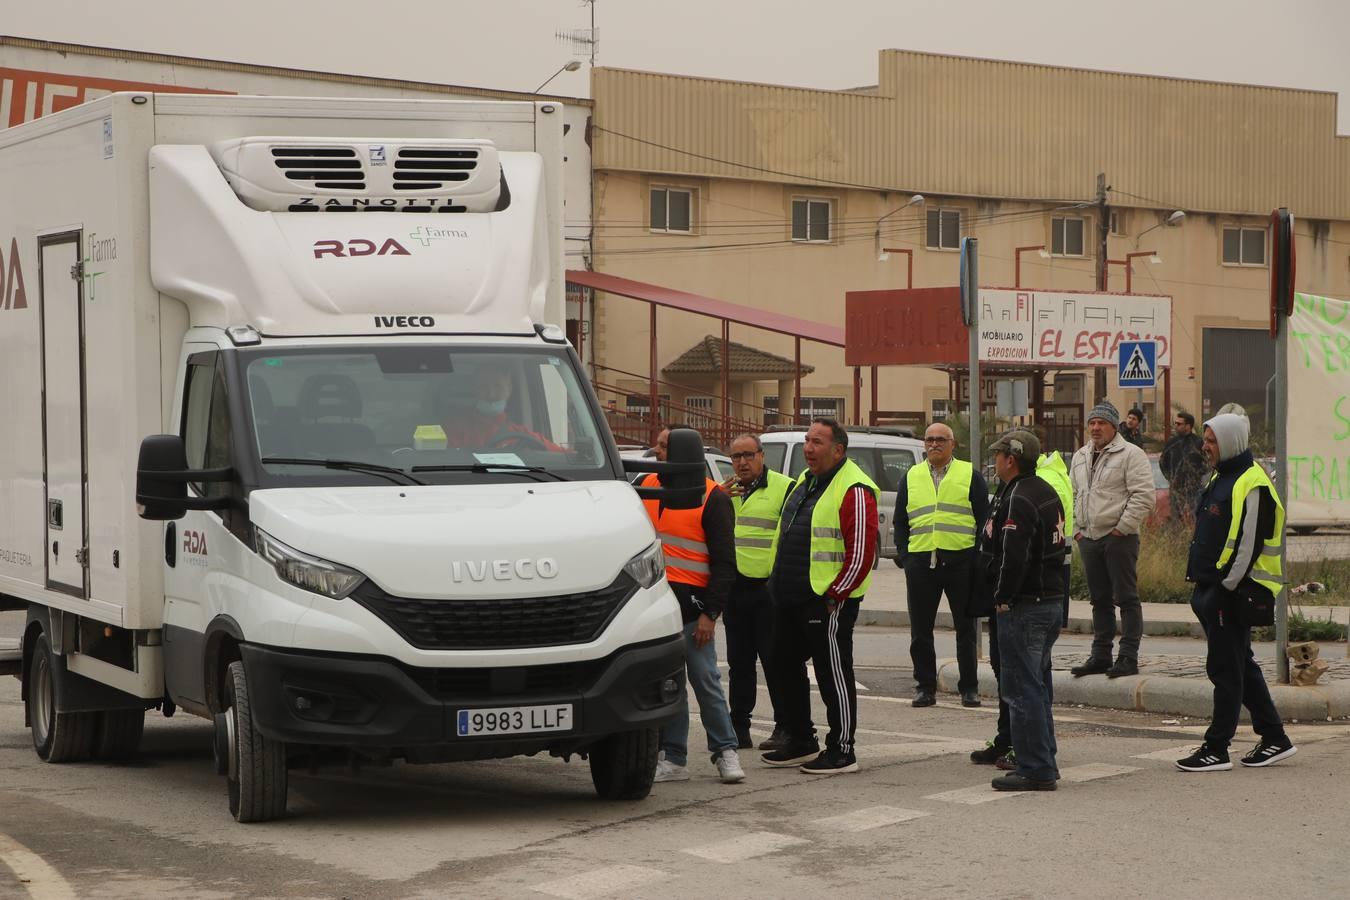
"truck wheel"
589,727,659,801
92,709,145,761
225,660,288,823
27,631,96,763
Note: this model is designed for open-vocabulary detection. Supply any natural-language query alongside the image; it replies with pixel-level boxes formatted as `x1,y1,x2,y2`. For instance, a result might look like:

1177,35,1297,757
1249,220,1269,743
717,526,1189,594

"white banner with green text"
1287,292,1350,524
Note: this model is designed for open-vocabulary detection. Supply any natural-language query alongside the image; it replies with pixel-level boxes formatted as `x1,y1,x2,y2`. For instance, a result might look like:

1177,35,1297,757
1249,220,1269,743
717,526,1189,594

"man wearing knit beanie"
1175,413,1295,772
1067,399,1155,678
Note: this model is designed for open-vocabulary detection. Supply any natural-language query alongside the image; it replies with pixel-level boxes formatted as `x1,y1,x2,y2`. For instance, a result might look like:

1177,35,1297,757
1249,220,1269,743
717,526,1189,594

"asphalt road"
1,622,1346,899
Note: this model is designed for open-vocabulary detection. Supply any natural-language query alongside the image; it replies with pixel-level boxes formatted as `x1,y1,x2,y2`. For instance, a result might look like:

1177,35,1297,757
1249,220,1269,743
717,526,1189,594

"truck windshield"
241,345,614,485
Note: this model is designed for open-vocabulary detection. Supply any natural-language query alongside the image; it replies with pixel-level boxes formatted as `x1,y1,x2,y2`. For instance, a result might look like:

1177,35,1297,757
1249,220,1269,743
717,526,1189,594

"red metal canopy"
565,270,846,347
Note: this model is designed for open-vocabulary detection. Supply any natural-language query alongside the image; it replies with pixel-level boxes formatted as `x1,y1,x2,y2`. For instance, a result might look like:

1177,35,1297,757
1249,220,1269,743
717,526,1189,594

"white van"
0,93,696,822
759,427,924,560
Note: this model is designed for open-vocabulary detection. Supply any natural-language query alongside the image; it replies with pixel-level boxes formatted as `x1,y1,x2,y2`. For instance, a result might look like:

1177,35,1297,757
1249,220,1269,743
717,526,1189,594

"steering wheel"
487,431,549,451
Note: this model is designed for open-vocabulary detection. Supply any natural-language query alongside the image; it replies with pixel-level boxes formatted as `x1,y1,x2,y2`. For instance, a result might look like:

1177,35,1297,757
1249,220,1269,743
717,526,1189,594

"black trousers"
725,578,781,731
769,596,861,755
991,566,1070,748
904,558,978,693
1191,583,1286,750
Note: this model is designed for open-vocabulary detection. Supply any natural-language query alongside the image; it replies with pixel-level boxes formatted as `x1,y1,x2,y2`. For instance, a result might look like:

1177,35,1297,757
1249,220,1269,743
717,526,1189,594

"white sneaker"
654,754,690,783
716,748,746,784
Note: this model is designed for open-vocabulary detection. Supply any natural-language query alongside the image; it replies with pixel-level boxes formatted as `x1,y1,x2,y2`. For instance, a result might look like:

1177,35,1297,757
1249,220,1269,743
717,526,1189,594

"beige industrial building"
582,50,1350,448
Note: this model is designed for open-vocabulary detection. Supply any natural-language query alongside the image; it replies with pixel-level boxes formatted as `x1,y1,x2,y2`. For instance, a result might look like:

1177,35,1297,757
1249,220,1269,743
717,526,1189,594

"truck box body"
1,95,684,814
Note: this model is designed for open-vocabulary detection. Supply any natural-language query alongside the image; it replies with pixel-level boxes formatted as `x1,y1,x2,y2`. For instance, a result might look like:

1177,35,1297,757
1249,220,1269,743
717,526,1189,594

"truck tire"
588,727,659,801
27,631,96,763
92,708,145,760
225,660,288,823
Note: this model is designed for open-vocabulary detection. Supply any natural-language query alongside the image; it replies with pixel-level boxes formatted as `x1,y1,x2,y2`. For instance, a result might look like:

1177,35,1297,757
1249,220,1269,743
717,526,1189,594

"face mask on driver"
476,399,507,416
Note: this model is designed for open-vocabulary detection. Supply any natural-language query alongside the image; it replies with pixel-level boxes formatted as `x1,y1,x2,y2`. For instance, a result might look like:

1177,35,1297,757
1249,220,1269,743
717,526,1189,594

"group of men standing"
639,400,1294,792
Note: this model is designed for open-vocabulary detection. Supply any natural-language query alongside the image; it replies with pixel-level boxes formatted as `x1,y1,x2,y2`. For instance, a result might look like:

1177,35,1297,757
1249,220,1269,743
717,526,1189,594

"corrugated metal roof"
0,35,593,105
593,50,1349,219
565,270,845,346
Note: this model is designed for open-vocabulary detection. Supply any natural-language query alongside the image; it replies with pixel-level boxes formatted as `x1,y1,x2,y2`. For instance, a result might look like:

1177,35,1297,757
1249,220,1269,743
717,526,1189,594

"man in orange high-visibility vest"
642,428,744,785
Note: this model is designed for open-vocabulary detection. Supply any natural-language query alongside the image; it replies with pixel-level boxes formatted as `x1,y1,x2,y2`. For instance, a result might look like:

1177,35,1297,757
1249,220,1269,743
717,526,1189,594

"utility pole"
1094,172,1110,403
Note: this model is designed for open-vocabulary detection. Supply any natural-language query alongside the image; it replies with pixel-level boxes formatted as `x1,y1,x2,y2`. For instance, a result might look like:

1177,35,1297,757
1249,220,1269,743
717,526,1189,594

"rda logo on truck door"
0,237,29,310
312,238,412,259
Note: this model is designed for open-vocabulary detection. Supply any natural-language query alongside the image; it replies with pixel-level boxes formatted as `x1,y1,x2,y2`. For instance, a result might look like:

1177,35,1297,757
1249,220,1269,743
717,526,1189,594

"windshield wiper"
411,463,570,482
260,457,426,486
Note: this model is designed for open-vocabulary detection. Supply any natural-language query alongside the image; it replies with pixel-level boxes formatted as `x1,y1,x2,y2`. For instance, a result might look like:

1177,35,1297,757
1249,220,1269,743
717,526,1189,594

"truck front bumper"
239,635,685,761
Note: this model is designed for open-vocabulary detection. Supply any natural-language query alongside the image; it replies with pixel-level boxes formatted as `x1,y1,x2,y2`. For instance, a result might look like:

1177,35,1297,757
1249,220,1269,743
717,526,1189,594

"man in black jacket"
979,430,1067,792
1160,411,1206,524
1174,413,1295,772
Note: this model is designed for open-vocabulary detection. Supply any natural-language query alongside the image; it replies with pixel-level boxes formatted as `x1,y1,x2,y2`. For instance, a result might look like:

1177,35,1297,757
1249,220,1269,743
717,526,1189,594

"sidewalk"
861,564,1350,721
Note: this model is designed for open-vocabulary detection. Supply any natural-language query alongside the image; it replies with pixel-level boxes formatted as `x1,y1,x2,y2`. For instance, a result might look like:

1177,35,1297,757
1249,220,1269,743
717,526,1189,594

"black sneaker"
1239,737,1297,768
961,690,982,708
969,740,1010,765
735,728,754,750
994,749,1017,771
1105,656,1139,678
1175,744,1232,772
991,773,1056,791
758,725,789,752
1070,657,1112,677
761,739,820,767
800,749,858,775
911,689,936,708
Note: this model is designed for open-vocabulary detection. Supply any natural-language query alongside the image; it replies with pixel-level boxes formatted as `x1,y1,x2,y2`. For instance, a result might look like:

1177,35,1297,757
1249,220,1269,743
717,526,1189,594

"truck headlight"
623,541,665,589
253,528,366,599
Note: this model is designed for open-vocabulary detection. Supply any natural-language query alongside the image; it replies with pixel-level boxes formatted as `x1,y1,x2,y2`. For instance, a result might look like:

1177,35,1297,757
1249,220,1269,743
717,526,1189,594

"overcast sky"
7,0,1349,132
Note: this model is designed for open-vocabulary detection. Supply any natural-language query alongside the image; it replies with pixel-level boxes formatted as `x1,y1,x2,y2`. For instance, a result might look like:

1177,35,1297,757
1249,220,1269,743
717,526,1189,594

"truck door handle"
52,540,59,560
48,499,63,529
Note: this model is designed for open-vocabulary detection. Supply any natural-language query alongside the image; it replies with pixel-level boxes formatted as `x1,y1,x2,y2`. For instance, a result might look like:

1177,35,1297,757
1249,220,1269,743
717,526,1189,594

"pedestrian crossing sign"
1118,341,1157,387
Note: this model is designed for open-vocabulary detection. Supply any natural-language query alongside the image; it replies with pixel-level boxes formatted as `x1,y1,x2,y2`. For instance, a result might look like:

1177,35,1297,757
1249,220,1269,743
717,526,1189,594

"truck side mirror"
624,427,707,510
136,435,233,521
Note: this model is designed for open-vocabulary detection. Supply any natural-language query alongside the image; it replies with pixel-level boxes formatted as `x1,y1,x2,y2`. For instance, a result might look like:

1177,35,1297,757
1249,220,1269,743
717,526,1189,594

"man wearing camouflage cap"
978,430,1068,791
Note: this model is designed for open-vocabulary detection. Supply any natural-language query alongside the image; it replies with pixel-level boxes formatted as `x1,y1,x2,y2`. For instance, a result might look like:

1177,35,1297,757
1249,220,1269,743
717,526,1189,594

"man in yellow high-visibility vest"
894,422,989,708
723,433,794,751
1175,413,1296,773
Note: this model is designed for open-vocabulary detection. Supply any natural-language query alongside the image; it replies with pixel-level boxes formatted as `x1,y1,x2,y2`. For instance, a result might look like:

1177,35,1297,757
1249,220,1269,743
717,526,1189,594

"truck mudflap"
238,634,686,760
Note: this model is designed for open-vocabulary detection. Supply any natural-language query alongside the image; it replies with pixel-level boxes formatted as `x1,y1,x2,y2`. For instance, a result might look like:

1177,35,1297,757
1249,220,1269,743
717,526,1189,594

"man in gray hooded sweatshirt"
1175,413,1296,772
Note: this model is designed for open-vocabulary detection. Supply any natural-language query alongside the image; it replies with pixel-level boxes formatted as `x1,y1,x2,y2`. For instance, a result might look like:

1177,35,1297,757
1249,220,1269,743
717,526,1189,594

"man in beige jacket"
1068,400,1155,678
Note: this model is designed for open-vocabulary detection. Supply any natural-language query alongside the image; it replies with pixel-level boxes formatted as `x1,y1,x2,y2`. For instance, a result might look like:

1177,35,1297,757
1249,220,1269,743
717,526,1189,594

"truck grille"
393,147,478,190
401,657,609,700
351,575,639,650
271,147,365,190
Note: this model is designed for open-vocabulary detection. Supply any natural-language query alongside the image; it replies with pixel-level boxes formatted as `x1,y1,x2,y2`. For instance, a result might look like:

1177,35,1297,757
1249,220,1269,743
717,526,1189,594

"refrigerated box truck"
0,93,691,822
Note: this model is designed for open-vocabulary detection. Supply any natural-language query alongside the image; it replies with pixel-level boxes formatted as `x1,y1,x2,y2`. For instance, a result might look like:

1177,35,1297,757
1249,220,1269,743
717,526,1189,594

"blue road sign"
1118,340,1157,388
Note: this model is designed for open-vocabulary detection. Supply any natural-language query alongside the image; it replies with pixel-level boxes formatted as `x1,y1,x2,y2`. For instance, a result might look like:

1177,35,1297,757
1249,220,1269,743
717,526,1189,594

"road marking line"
0,833,77,900
923,785,1022,805
814,806,930,832
864,741,985,760
1058,763,1139,782
748,717,986,743
682,831,808,863
1131,745,1200,762
532,864,667,899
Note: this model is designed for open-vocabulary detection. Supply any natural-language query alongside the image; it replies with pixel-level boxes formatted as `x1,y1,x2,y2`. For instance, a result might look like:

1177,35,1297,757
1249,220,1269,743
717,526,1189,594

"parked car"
759,427,924,560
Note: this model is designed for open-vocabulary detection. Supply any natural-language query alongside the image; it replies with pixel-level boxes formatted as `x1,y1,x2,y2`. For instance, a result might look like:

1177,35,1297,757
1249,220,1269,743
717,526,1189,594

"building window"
1222,226,1266,266
1110,210,1128,236
931,399,951,420
650,187,693,233
626,393,672,422
926,208,961,250
763,395,844,426
791,198,832,242
1051,216,1086,257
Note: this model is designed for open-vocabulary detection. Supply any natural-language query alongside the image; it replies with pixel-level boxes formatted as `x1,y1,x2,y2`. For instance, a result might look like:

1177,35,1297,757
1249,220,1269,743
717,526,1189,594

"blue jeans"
660,620,739,766
996,601,1061,781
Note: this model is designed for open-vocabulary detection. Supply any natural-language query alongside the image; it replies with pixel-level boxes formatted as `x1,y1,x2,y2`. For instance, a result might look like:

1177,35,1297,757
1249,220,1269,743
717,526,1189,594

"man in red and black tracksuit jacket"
762,419,878,775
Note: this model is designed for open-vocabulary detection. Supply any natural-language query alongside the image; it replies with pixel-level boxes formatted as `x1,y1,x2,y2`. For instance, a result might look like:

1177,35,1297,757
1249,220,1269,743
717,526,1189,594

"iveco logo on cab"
374,315,436,328
451,558,559,583
313,238,411,259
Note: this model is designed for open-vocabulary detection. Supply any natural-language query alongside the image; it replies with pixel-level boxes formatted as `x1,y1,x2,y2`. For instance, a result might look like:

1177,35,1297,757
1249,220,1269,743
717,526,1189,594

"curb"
935,659,1350,721
858,607,1206,638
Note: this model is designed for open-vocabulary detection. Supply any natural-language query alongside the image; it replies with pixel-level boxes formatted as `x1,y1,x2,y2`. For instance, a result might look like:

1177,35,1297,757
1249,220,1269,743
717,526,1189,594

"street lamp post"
879,247,913,289
1106,251,1160,292
874,194,924,258
534,60,582,94
1014,244,1047,289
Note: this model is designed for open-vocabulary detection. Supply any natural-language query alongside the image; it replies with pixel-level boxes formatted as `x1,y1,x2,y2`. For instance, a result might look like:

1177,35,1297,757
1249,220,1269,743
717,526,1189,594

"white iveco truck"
0,93,693,821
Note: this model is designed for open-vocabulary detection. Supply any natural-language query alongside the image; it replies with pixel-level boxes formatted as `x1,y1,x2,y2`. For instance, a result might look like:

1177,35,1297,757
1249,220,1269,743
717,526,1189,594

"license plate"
456,704,573,737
